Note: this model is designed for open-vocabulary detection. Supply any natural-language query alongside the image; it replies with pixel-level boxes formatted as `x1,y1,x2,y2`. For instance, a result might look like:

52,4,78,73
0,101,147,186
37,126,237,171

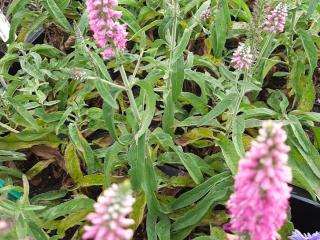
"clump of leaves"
0,0,319,239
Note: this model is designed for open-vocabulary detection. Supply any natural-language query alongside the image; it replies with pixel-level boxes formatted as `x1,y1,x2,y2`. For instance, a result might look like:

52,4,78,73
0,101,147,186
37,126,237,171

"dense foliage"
0,0,319,239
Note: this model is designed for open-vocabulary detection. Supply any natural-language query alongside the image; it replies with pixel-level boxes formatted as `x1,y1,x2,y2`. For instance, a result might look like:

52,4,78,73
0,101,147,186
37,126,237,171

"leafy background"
0,0,319,239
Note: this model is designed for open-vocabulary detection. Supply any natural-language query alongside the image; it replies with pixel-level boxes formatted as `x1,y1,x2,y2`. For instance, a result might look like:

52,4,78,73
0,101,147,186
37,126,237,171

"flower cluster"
290,230,320,240
86,0,128,59
231,43,254,70
83,182,135,240
227,121,292,240
264,3,288,33
0,220,9,231
201,8,211,21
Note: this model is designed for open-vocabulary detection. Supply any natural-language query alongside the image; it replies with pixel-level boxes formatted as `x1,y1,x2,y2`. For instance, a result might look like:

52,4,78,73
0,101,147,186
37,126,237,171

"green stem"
168,0,178,90
288,0,298,64
87,77,127,90
0,77,7,89
119,63,141,122
162,0,178,134
132,48,144,79
226,71,247,135
0,122,19,133
252,33,274,72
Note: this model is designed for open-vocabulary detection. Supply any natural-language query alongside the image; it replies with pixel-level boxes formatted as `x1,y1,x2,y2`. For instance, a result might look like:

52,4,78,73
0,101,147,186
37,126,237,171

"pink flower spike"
82,182,135,240
0,220,9,231
86,0,127,59
231,43,254,70
227,121,292,240
264,3,288,33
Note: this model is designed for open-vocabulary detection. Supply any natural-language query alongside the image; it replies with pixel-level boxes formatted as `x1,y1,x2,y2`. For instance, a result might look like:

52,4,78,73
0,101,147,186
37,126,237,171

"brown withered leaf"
30,145,66,171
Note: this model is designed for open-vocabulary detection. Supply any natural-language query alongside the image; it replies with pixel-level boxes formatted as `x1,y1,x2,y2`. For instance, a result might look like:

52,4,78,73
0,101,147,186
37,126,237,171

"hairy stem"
227,72,247,135
119,63,141,122
168,0,178,90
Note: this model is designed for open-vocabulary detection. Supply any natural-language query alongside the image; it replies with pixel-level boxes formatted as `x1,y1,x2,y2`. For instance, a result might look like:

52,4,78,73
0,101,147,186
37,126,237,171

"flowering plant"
0,0,319,239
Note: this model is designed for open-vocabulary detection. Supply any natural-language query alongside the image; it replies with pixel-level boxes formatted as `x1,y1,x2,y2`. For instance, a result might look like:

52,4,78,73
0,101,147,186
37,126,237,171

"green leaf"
89,51,114,81
30,190,68,204
78,174,105,187
175,128,214,147
146,209,158,240
44,0,73,32
104,135,132,186
288,115,314,154
128,135,146,190
57,211,89,237
0,150,26,162
146,0,162,10
232,115,245,157
201,93,237,125
0,133,61,151
211,0,231,58
278,221,294,240
26,160,54,179
131,192,146,230
172,171,231,210
42,198,94,221
288,146,320,200
179,92,208,115
298,30,317,72
172,183,231,231
55,107,73,134
78,10,89,34
243,108,278,118
298,75,316,112
176,152,204,184
188,0,211,26
156,214,171,240
172,56,185,102
138,6,160,25
130,19,161,40
65,143,83,182
27,220,50,240
7,97,39,131
24,14,49,42
95,78,118,108
119,7,141,33
307,0,319,15
153,129,203,184
0,166,23,178
16,214,29,239
163,92,175,135
56,0,70,9
211,227,228,240
289,57,305,99
216,134,240,175
6,0,30,16
193,237,214,240
15,128,52,142
313,127,320,150
69,124,95,174
135,81,156,140
185,69,224,90
103,102,117,140
173,27,193,63
31,44,63,58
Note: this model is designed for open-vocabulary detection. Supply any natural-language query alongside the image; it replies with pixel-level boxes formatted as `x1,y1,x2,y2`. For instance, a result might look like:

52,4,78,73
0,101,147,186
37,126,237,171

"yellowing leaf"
65,143,83,182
